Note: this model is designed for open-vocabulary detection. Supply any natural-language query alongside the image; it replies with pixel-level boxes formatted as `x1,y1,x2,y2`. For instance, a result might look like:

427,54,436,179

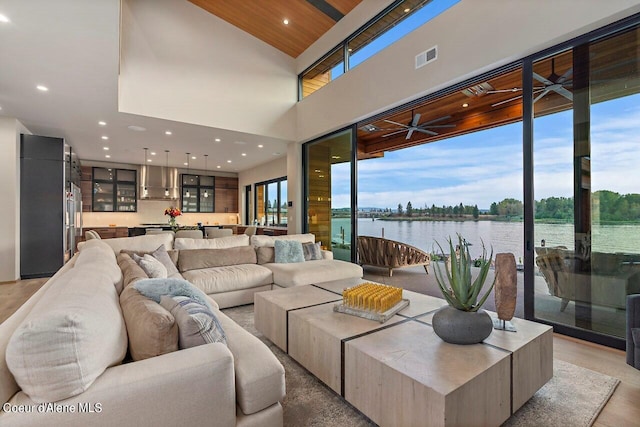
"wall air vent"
415,46,437,69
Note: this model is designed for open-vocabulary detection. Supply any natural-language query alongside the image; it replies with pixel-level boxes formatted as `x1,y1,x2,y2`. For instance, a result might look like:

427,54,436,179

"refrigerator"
20,134,82,279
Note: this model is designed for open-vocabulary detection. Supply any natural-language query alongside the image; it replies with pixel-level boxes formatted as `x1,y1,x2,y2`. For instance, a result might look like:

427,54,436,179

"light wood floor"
1,278,639,425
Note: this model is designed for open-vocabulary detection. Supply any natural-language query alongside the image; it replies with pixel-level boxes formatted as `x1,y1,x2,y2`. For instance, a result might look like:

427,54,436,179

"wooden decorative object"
494,253,517,331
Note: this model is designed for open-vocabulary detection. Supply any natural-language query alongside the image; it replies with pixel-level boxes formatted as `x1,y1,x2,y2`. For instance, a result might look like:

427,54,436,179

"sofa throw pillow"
133,277,215,312
117,253,149,289
302,242,323,261
159,295,227,348
151,245,181,278
133,254,168,278
120,285,178,361
274,240,305,263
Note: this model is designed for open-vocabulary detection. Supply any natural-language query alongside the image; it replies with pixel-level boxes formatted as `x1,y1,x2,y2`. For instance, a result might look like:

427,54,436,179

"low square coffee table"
254,281,552,427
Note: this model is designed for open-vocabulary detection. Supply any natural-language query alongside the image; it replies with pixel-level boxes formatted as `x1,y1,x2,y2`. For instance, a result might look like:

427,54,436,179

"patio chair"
357,235,431,277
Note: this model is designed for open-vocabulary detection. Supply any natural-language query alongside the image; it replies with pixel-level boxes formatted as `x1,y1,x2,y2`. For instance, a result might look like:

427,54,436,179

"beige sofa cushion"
79,233,174,254
265,259,363,288
174,234,249,250
256,247,275,264
182,264,273,294
216,310,285,415
178,246,257,272
117,253,149,289
119,285,179,361
6,265,127,403
250,233,315,248
75,239,123,292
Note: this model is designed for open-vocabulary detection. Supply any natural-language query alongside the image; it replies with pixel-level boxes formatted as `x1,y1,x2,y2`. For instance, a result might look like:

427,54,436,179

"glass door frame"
302,125,358,262
523,13,640,350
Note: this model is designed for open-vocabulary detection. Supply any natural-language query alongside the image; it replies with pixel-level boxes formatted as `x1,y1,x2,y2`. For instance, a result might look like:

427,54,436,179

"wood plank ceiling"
188,0,363,58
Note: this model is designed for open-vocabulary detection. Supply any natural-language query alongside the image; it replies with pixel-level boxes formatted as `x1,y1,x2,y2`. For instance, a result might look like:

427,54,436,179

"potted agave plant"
432,234,495,344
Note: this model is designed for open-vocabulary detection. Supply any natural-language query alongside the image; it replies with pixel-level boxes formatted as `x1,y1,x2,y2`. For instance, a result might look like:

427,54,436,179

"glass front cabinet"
92,167,137,212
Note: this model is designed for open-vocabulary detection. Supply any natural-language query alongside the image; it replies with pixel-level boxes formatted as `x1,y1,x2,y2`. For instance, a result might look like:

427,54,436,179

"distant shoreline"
332,216,640,225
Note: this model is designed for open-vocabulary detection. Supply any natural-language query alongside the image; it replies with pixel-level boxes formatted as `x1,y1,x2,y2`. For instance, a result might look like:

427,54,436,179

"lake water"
331,218,640,258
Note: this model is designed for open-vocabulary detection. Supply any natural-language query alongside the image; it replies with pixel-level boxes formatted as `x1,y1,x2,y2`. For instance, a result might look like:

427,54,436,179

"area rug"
222,305,620,427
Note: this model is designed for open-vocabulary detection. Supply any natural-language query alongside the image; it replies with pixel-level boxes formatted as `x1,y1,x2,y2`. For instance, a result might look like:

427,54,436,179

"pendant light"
164,150,170,197
143,148,149,197
203,154,209,198
185,153,191,198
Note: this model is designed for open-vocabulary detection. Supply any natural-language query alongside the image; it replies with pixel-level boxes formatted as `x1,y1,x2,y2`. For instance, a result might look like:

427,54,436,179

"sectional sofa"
0,233,363,426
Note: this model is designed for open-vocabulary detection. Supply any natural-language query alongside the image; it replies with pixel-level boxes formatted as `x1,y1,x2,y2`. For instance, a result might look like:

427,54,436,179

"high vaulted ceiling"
188,0,363,57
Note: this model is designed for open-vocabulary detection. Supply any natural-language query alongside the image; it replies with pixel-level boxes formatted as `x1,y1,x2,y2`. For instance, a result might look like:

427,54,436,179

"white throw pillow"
134,254,168,278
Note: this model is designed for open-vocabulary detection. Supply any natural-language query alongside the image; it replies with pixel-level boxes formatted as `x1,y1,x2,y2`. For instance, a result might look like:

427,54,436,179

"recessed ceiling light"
241,153,247,156
0,14,10,23
98,121,106,126
105,154,111,158
103,147,109,151
258,144,264,148
147,159,152,162
404,8,411,13
214,138,221,142
331,155,340,159
462,103,469,108
191,156,196,160
165,130,172,135
36,85,48,92
183,162,188,166
348,48,353,52
227,160,232,163
127,125,146,132
216,165,221,169
283,18,289,25
101,136,109,140
150,152,156,155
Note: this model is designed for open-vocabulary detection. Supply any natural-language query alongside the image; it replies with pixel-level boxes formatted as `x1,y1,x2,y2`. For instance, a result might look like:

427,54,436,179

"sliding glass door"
531,25,640,346
303,128,356,261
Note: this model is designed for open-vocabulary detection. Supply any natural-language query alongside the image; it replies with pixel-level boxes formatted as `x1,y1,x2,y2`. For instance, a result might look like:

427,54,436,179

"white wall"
295,0,640,143
238,155,287,225
119,0,297,141
0,117,30,282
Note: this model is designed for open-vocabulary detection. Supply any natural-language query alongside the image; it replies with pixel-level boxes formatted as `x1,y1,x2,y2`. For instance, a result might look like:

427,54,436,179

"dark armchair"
627,294,640,369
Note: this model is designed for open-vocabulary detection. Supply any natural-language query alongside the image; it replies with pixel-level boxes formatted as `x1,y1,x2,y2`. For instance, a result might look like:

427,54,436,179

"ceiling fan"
381,113,455,140
491,58,573,107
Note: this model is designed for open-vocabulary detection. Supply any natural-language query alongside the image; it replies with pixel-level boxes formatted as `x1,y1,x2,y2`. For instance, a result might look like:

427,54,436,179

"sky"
329,94,640,210
320,0,640,210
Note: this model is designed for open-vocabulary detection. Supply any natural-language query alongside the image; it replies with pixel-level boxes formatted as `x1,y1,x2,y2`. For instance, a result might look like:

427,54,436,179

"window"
92,167,137,212
299,0,459,99
181,174,215,213
254,177,287,226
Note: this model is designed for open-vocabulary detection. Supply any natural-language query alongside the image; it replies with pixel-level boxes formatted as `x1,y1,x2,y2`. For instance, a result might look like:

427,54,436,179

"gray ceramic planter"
432,306,493,345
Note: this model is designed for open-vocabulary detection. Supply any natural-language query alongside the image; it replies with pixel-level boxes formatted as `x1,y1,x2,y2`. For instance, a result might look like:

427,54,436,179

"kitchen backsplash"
83,200,239,227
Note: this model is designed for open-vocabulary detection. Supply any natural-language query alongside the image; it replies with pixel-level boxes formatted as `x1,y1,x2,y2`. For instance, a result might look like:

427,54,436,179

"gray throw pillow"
134,254,168,278
274,240,305,263
302,242,322,261
133,277,215,312
151,245,181,278
159,296,227,349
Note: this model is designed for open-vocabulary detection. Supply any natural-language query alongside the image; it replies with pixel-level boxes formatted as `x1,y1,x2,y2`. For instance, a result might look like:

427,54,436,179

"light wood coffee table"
254,282,552,427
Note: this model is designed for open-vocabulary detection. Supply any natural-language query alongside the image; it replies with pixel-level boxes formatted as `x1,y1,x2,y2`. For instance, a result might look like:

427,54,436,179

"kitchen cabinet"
215,177,238,213
92,167,137,212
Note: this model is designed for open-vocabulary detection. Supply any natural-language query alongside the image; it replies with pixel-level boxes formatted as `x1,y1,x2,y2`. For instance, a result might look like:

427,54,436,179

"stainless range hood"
140,165,179,200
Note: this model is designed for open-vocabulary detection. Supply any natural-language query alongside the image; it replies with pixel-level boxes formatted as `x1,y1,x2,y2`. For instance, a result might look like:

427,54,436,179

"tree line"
383,190,640,222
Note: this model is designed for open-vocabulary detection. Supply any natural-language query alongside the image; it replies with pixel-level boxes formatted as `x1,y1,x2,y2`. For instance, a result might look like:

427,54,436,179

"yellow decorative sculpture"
342,283,403,313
